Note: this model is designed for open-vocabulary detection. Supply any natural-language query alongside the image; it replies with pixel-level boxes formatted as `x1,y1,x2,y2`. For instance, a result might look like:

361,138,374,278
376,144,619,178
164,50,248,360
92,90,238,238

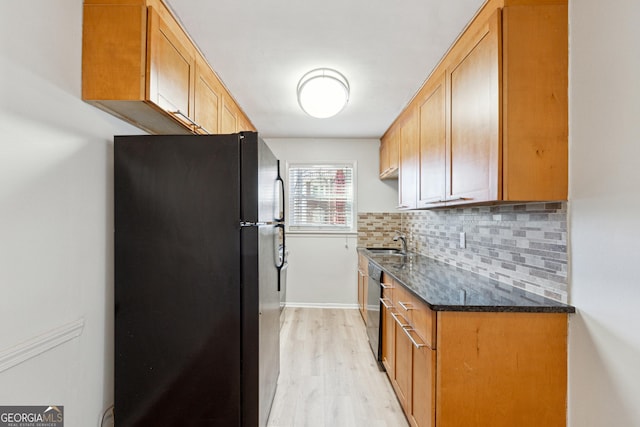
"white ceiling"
165,0,485,139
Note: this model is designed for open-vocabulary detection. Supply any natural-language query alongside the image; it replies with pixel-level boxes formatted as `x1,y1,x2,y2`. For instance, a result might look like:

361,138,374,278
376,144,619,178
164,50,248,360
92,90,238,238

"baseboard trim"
0,318,85,373
284,302,359,309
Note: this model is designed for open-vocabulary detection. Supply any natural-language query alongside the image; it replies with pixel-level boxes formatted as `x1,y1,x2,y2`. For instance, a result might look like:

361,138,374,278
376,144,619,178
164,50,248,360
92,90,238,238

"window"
287,163,356,232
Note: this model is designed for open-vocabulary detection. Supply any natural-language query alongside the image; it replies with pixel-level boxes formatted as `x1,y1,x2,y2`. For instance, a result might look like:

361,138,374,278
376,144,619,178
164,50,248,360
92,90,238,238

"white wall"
0,1,142,425
568,0,640,425
265,138,398,306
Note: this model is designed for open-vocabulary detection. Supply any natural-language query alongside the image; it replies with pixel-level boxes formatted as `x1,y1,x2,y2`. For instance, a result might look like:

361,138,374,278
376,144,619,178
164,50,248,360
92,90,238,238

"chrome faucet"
393,231,407,254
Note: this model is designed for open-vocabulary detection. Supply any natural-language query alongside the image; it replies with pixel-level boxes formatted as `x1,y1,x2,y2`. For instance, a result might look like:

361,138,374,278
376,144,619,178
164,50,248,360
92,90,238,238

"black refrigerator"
114,132,285,427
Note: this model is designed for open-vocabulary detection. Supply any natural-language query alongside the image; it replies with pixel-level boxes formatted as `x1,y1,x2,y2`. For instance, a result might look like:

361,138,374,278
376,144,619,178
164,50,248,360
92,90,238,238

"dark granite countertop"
359,248,575,313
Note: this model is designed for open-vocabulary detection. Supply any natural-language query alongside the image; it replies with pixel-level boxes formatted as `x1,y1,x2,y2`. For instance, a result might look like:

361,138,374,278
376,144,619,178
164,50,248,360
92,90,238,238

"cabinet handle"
391,312,410,328
425,197,469,204
171,110,210,133
380,283,393,289
402,327,429,349
398,301,414,311
194,124,211,134
379,298,393,310
396,205,409,209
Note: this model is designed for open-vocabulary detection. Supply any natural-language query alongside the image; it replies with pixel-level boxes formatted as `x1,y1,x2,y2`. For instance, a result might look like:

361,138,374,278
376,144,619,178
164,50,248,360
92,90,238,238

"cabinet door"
237,114,252,132
381,280,395,376
146,7,195,126
358,269,366,322
221,96,238,134
388,132,399,175
394,316,413,414
381,303,395,376
418,74,447,208
447,11,501,204
193,58,220,134
380,137,389,176
411,345,436,427
380,131,399,179
398,110,419,209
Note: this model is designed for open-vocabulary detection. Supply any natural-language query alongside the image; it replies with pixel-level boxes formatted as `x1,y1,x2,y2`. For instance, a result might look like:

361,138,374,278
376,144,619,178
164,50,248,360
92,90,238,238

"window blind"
288,164,355,231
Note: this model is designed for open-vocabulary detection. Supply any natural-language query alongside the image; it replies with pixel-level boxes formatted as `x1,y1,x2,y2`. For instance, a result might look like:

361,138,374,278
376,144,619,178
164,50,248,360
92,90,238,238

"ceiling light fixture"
297,68,350,119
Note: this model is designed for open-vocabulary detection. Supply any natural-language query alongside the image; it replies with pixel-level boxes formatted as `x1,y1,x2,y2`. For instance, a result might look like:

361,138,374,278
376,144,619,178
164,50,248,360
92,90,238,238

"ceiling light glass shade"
297,68,350,118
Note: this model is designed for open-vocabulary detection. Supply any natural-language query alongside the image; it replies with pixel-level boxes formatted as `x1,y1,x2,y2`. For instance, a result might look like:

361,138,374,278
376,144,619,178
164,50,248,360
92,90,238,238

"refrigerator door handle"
275,160,285,223
241,221,278,227
275,223,286,272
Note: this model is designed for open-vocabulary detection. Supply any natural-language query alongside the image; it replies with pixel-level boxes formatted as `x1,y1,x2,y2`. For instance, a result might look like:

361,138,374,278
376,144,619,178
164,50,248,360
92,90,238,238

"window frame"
285,161,358,234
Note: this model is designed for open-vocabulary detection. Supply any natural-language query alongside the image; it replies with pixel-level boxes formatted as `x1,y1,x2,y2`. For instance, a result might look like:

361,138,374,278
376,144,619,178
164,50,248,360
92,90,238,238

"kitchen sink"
366,247,405,255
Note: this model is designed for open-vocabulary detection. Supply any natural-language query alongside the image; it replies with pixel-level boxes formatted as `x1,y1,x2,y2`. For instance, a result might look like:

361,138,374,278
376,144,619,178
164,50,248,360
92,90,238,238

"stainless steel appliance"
366,261,384,369
276,161,288,320
278,245,288,318
114,132,285,427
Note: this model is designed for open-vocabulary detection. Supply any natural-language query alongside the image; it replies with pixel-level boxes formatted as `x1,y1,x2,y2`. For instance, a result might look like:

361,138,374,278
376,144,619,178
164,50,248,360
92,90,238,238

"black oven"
366,261,384,370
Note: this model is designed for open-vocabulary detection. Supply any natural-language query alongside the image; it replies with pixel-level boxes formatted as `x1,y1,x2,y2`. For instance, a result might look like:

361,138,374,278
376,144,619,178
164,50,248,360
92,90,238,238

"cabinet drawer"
381,272,394,300
412,297,436,350
390,281,436,349
393,282,414,321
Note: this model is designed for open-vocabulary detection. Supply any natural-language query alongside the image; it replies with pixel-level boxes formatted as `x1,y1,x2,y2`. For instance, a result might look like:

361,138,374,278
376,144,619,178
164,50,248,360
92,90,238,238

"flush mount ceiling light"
297,68,350,119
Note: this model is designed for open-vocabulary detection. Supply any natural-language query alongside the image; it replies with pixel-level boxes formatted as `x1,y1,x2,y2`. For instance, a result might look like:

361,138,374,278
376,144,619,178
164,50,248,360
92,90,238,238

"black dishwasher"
366,261,384,370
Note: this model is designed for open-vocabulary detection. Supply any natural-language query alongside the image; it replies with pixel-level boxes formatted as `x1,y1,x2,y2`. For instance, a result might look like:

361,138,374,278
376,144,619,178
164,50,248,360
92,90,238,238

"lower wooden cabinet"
410,343,436,427
393,314,413,413
380,276,395,377
435,311,567,427
381,279,568,427
357,254,368,323
385,280,436,427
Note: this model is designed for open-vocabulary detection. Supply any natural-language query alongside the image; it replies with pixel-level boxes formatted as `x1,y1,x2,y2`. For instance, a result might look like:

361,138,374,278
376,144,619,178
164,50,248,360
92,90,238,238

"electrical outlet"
459,232,466,249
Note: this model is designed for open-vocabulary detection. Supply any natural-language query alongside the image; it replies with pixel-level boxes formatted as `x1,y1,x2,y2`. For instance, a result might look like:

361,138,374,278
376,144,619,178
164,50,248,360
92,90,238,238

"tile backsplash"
357,212,402,249
358,202,568,302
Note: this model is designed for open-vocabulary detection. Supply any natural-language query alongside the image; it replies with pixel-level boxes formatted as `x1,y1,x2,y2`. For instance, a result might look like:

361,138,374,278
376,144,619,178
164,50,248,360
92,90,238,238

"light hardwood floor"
267,308,409,427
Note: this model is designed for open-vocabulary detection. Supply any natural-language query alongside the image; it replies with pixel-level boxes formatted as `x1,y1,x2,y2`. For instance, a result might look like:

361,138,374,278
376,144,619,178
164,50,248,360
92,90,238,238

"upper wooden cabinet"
193,55,221,134
447,10,501,205
398,110,420,209
379,131,399,179
82,0,255,135
383,0,568,207
146,6,195,124
418,73,447,208
237,114,253,133
221,96,238,134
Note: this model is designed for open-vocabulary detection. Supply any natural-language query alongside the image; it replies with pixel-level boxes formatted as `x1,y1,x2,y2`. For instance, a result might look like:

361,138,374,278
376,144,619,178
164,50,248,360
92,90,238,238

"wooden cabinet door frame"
193,57,221,134
394,315,413,414
398,110,420,209
146,6,195,128
418,72,447,208
221,94,238,134
445,10,502,206
380,137,389,176
410,345,436,427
